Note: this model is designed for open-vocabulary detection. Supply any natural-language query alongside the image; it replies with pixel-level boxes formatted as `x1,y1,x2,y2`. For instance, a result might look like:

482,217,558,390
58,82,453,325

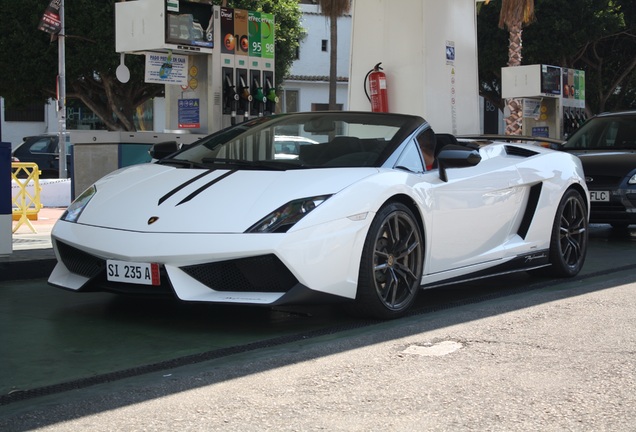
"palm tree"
317,0,351,110
499,0,535,135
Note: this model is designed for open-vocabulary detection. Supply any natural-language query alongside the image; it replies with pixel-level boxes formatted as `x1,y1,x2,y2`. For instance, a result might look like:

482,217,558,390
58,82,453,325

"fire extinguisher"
365,62,389,112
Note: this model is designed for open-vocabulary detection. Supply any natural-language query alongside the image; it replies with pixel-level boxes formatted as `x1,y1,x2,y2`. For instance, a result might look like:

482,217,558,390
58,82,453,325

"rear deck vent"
505,145,539,158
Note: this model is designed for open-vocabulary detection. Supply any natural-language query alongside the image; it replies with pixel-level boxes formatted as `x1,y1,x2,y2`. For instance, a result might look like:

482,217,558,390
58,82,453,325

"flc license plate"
106,260,160,286
590,191,610,202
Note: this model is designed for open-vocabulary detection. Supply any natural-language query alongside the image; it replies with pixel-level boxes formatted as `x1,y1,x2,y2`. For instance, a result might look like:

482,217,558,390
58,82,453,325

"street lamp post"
58,0,67,179
37,0,67,178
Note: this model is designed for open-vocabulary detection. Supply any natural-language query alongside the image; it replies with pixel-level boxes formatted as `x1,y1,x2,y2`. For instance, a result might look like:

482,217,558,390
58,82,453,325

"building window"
284,90,299,113
312,103,343,111
321,39,328,52
4,102,45,122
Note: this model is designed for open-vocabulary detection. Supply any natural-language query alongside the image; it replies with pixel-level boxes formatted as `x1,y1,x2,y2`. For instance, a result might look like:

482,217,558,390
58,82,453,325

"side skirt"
420,249,550,290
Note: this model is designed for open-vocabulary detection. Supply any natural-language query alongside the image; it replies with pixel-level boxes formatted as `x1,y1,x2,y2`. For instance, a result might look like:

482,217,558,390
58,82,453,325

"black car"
11,134,70,178
561,111,636,228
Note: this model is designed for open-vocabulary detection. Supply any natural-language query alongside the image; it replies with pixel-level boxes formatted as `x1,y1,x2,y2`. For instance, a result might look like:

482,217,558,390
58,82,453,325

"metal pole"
58,0,67,179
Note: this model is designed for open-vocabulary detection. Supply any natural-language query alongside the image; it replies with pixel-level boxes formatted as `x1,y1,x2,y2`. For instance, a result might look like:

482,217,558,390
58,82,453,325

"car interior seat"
434,133,459,158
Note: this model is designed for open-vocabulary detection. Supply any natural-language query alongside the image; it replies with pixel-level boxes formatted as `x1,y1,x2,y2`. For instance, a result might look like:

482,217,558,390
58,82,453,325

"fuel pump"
236,69,252,121
250,70,266,117
560,67,586,139
563,107,573,138
263,72,278,115
570,107,578,133
222,67,239,125
575,108,587,128
563,106,587,138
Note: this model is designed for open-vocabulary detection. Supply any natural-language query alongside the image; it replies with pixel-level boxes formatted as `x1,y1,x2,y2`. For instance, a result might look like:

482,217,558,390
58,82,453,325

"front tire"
351,202,423,319
545,188,588,277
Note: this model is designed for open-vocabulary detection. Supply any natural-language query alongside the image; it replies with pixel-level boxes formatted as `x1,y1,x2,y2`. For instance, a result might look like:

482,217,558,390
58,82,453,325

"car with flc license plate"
560,111,636,229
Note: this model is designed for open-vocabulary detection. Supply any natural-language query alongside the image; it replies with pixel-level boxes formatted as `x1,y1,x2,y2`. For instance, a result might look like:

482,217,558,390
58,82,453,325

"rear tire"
544,188,588,277
349,202,423,319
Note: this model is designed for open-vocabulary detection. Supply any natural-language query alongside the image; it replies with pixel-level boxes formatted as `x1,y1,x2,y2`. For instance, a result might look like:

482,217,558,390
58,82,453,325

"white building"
280,2,351,112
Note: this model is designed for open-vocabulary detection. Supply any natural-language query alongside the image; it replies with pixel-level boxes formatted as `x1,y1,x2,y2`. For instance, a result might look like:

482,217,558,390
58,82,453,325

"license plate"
106,260,160,286
590,191,610,202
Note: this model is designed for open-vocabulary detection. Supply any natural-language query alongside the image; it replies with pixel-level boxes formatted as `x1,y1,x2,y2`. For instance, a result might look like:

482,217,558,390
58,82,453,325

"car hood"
571,151,636,176
74,163,378,233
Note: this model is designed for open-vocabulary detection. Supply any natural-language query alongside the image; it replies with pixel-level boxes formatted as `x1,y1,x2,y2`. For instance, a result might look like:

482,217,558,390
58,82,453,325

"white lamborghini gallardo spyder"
49,112,589,319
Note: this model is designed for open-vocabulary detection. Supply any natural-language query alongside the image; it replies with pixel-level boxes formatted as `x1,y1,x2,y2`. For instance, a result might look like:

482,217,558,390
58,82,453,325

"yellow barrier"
11,162,43,233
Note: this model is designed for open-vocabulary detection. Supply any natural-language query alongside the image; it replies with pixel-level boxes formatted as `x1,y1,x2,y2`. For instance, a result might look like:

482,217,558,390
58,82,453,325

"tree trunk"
328,10,338,110
507,23,523,67
505,23,523,135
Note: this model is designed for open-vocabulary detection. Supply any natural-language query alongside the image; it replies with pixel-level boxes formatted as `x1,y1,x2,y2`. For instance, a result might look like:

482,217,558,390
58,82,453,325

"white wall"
348,0,480,134
282,80,349,112
281,4,352,112
153,97,167,132
290,4,352,78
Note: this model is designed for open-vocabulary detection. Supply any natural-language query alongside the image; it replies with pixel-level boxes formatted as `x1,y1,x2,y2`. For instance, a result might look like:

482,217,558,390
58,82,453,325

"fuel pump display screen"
541,65,561,96
166,0,214,49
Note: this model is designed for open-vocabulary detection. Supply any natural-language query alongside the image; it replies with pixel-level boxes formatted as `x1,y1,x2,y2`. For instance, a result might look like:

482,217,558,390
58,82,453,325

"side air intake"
517,183,543,239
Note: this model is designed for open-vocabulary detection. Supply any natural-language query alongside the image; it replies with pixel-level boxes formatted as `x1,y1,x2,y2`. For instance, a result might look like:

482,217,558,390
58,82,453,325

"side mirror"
149,141,179,160
437,146,481,182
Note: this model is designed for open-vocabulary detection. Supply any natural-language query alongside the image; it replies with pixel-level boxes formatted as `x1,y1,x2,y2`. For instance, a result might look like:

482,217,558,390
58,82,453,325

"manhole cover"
402,340,463,357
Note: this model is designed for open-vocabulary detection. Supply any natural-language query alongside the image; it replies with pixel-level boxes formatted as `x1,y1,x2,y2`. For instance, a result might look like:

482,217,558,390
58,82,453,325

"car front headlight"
246,195,331,233
629,173,636,185
61,185,96,223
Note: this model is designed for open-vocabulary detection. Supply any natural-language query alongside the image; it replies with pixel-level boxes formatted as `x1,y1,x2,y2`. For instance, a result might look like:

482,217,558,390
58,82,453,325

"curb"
0,257,57,282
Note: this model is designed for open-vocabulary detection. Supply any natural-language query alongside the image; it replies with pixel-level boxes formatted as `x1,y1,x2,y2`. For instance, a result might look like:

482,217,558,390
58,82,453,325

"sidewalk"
0,207,63,281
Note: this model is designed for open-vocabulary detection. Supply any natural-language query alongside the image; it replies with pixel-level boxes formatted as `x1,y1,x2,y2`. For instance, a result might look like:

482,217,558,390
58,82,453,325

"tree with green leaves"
0,0,303,131
478,0,636,116
316,0,351,110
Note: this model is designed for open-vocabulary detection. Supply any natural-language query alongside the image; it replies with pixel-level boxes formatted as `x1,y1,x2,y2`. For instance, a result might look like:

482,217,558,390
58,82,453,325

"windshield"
166,112,414,169
564,115,636,150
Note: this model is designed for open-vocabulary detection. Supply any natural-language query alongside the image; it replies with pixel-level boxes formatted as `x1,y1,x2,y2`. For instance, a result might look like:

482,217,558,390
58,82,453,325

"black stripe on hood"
158,170,215,206
176,170,237,206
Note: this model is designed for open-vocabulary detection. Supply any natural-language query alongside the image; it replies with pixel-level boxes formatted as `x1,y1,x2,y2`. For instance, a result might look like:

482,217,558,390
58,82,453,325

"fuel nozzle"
239,76,252,102
224,75,237,105
265,78,279,114
253,79,265,102
254,87,265,103
238,76,252,119
224,75,238,124
252,78,266,117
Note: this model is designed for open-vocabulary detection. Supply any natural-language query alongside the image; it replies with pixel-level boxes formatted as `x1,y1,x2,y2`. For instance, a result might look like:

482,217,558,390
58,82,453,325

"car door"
418,148,524,275
22,136,59,176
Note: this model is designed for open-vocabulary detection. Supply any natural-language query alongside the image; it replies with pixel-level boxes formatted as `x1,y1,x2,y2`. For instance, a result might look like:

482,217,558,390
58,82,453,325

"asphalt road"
1,225,635,431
